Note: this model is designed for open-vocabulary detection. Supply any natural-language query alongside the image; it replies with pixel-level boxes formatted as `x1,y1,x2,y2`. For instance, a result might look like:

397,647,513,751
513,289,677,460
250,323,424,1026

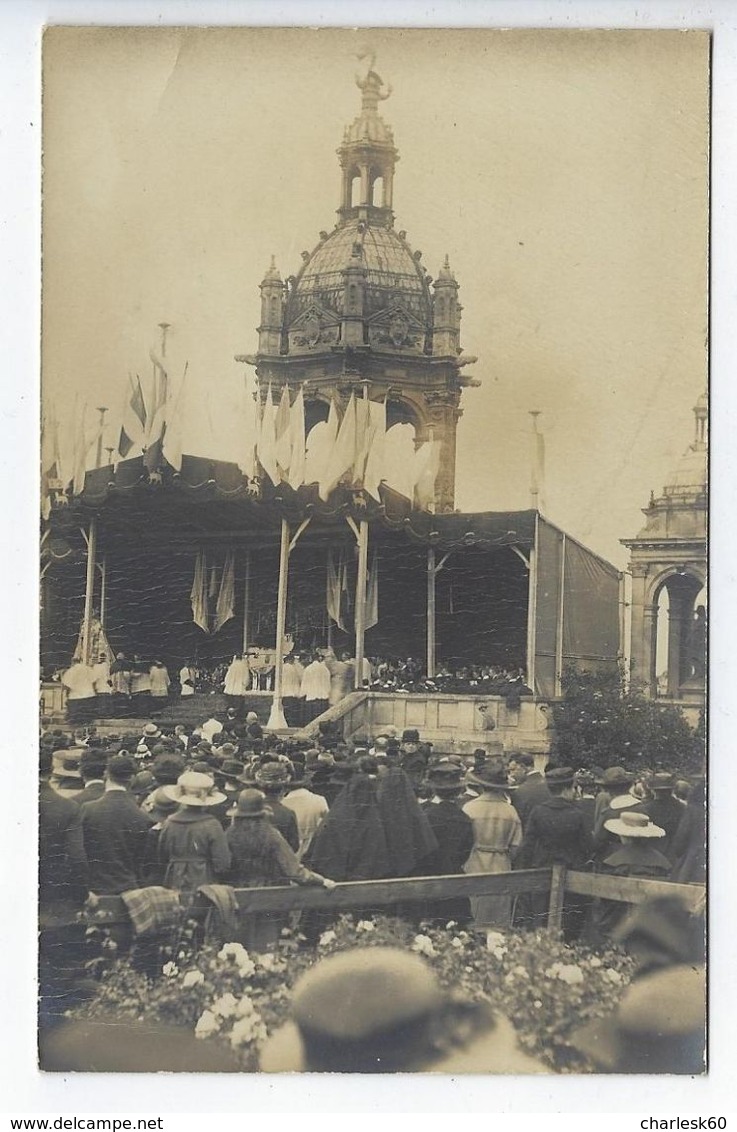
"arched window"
653,572,706,699
350,174,361,208
371,174,384,207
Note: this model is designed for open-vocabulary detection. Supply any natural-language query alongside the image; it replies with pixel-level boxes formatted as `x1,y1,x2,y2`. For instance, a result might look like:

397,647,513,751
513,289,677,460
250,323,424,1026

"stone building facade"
622,394,707,718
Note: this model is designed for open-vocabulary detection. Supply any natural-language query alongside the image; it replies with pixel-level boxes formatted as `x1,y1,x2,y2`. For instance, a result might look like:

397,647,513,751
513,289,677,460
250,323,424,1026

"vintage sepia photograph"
38,25,708,1078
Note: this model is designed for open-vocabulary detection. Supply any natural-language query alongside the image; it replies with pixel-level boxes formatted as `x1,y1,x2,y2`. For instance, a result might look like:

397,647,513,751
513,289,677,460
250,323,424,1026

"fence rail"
87,868,705,938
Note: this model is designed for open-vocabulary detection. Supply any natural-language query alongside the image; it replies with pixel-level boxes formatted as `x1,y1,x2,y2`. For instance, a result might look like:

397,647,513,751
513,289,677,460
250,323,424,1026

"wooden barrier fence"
87,868,705,940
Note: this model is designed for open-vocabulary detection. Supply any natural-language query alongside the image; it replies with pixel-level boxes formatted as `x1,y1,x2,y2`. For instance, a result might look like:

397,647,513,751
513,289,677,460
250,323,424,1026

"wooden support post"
241,551,251,653
81,517,97,666
526,513,539,694
427,546,436,678
99,556,108,629
266,518,290,731
547,863,566,935
554,533,566,696
354,518,369,690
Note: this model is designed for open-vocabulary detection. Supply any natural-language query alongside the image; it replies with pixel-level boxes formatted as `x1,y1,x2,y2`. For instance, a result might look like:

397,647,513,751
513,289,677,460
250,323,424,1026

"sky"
41,26,709,567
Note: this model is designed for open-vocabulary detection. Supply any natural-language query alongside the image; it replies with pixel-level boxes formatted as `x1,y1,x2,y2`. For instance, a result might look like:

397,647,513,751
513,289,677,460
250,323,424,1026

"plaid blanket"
120,886,182,937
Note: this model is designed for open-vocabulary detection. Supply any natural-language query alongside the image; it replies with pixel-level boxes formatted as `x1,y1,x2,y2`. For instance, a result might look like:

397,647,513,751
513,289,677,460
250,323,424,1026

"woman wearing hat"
157,772,231,894
461,761,523,933
226,788,334,951
595,811,670,938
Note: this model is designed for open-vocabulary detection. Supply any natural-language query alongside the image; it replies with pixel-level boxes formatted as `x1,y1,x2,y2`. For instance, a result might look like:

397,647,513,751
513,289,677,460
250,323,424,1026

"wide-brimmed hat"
604,811,665,839
598,766,634,789
246,712,259,724
51,750,84,779
648,772,676,792
148,787,180,820
228,788,268,819
143,723,162,738
466,761,510,791
163,771,226,807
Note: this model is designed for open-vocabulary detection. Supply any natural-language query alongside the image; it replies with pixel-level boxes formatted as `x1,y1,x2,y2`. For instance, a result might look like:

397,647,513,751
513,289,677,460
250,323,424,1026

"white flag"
319,393,357,501
288,387,306,489
363,399,386,501
257,384,278,485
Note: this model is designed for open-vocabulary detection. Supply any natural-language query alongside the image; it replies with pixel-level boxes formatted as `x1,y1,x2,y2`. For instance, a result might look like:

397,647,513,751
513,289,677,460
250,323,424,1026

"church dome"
663,441,707,497
286,221,433,328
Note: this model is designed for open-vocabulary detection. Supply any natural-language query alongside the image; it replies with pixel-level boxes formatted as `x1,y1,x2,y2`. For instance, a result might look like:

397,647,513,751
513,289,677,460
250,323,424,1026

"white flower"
195,1010,220,1038
411,934,437,958
319,930,337,947
555,964,584,986
490,948,506,962
544,963,561,979
604,968,623,985
485,931,507,952
234,994,256,1018
218,942,249,963
356,920,375,933
257,953,277,971
182,970,205,989
588,956,603,968
451,937,464,949
162,962,179,978
445,921,458,930
533,999,543,1009
211,992,239,1018
229,1014,268,1048
510,965,529,980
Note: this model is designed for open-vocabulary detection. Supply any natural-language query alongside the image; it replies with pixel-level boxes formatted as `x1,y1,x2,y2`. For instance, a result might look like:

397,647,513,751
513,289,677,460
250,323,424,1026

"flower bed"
71,916,634,1072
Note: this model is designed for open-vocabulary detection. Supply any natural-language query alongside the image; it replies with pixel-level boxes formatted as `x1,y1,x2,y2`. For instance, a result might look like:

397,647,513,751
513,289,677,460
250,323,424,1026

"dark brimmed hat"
219,759,245,782
648,772,675,792
466,760,510,791
598,766,634,789
228,788,268,819
545,766,575,787
401,729,420,744
130,770,156,797
425,760,465,793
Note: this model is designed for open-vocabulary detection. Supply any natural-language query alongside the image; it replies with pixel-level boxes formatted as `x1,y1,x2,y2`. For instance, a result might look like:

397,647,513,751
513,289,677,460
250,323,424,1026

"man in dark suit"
74,749,108,806
508,751,551,828
39,747,89,1021
516,767,593,939
254,760,300,852
641,773,688,861
80,753,154,894
419,760,474,924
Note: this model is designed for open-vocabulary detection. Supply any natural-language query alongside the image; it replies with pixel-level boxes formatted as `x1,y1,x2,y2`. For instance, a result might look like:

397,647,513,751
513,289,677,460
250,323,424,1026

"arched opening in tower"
370,173,384,208
653,574,706,699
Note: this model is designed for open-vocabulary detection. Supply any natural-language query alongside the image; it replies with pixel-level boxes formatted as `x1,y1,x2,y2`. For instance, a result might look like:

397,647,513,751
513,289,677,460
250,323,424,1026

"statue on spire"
354,51,392,110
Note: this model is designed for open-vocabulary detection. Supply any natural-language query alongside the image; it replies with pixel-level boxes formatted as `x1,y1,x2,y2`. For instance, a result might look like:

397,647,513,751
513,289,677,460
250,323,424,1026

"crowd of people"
40,697,705,1039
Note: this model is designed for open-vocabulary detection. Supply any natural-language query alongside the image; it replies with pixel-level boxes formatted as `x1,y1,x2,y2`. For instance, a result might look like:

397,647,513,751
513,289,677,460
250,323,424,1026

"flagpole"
242,551,251,653
529,410,541,510
354,518,369,690
81,517,98,666
95,407,108,469
99,556,108,629
267,518,290,730
427,545,436,678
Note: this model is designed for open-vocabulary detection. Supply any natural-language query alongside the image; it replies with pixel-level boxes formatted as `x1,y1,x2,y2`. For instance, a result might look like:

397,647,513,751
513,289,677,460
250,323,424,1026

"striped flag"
214,550,236,632
190,550,210,634
118,374,147,458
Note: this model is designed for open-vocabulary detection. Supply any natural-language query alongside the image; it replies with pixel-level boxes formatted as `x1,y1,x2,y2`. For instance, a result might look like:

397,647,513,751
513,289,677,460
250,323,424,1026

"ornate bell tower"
239,58,479,512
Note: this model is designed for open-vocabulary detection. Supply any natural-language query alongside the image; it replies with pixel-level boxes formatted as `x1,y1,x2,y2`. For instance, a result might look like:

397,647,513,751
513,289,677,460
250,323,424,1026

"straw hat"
604,811,665,839
162,771,226,807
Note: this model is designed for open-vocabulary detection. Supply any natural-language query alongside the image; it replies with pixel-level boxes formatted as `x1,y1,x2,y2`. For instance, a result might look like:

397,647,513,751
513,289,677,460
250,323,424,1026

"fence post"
547,864,567,934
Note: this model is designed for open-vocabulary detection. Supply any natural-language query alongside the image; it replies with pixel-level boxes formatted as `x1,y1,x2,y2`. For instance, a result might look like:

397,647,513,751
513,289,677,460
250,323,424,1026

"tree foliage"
549,666,705,777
